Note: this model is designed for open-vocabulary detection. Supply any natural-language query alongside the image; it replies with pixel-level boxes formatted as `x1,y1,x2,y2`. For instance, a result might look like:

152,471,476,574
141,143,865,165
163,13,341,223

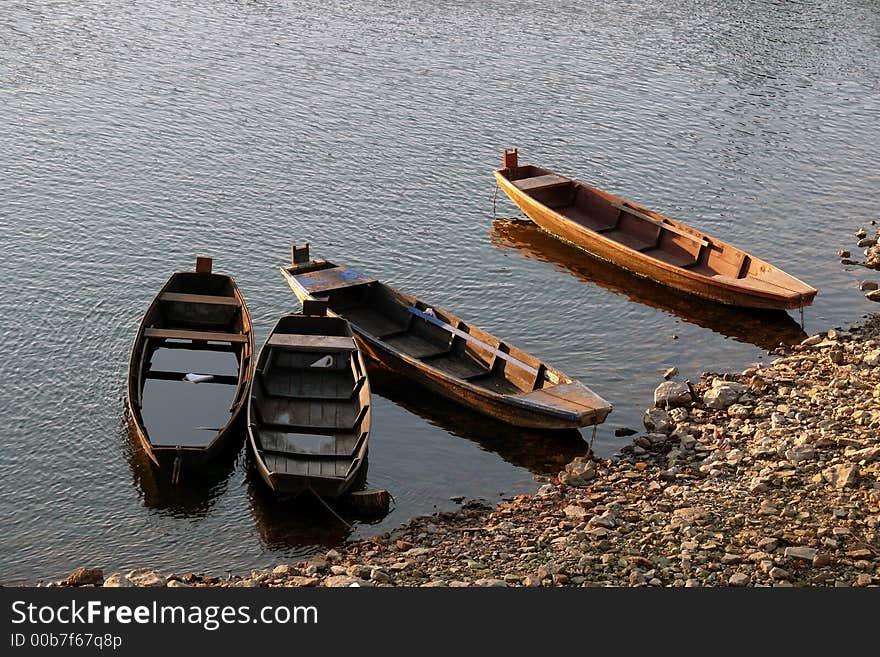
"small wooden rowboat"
126,257,254,470
494,149,817,310
247,301,371,498
280,244,612,430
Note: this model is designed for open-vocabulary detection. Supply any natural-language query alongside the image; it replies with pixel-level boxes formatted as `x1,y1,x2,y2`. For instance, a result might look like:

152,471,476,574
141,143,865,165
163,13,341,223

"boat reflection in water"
245,458,359,552
490,218,808,351
124,416,238,517
368,367,590,477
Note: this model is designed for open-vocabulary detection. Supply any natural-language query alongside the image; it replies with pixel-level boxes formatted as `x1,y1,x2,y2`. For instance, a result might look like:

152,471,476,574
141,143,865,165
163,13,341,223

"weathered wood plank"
296,266,376,295
159,292,240,306
512,174,569,193
267,333,357,352
144,327,247,343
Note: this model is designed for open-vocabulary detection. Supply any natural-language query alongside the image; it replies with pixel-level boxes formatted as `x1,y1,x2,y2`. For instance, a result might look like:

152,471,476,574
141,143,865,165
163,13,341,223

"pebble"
654,381,692,408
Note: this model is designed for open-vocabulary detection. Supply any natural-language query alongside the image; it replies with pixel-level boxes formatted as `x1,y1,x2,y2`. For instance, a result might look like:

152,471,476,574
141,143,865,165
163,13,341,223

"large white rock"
703,384,744,409
654,381,692,408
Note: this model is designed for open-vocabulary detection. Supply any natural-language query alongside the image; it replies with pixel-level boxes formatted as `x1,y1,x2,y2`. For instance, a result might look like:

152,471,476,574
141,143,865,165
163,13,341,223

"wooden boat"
247,301,371,498
494,149,817,310
280,244,612,430
126,257,254,471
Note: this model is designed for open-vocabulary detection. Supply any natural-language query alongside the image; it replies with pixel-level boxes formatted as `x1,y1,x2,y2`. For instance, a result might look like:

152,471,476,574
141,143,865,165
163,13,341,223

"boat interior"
250,314,369,480
292,265,563,398
131,270,252,448
504,165,762,282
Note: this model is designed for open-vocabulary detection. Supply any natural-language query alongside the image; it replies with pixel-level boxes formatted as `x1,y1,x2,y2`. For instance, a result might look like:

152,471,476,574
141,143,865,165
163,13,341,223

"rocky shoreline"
45,309,880,588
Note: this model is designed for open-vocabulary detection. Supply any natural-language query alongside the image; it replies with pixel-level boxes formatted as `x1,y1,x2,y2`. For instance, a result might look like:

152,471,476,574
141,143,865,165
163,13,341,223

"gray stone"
475,578,508,587
102,573,133,588
563,505,589,520
812,553,833,568
857,237,877,248
126,569,165,587
166,579,191,588
867,290,880,303
346,564,372,579
287,577,320,587
663,367,679,380
728,573,750,587
823,463,859,489
323,575,371,588
404,547,434,557
644,408,671,433
704,384,744,410
654,381,692,408
864,350,880,365
272,564,293,577
785,447,816,464
844,447,880,463
784,546,818,562
727,404,751,419
561,461,596,486
370,569,392,584
769,567,790,580
859,280,879,291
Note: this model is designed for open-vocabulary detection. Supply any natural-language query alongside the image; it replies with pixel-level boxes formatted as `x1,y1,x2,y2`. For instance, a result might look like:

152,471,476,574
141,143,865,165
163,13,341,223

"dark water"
1,0,879,583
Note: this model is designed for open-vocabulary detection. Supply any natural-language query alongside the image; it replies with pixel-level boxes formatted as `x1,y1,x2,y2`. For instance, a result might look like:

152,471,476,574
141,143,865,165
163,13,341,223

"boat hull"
356,333,607,430
495,172,815,310
283,271,610,430
249,444,366,498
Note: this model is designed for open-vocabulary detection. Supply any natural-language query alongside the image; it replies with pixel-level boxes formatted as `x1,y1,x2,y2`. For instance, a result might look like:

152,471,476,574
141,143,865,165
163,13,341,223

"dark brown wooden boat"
126,257,254,471
494,149,817,310
280,244,612,430
247,301,371,498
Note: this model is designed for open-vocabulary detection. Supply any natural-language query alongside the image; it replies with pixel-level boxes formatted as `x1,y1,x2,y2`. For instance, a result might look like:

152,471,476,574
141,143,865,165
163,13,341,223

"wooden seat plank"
512,174,570,193
267,333,357,352
295,266,376,295
159,292,240,306
144,327,247,343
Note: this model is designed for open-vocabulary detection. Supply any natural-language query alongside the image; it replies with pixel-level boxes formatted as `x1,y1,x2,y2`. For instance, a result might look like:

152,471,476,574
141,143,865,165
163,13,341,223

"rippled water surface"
1,0,878,583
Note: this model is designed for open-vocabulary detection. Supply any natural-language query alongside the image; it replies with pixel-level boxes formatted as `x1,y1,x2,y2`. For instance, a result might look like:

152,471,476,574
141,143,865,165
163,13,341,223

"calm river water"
1,0,878,583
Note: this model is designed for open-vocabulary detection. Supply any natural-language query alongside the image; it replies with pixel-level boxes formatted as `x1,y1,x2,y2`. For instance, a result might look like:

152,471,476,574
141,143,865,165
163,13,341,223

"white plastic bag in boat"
183,373,214,383
424,307,436,317
310,355,334,368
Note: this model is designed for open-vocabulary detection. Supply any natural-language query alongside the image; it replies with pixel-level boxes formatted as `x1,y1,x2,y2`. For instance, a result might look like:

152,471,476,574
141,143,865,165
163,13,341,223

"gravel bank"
45,313,880,588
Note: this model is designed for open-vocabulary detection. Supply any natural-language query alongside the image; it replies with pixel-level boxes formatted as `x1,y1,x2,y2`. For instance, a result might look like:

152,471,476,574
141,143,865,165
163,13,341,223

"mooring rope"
171,448,182,485
492,182,499,216
307,486,368,541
